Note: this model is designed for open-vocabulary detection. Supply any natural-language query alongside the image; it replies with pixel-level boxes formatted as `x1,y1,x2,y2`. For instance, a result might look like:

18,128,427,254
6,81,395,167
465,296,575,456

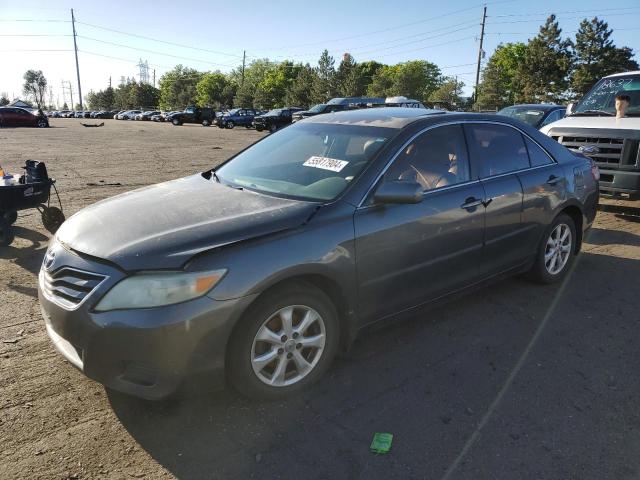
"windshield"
216,123,394,201
308,104,327,113
497,106,547,126
574,75,640,116
226,109,240,116
266,109,283,115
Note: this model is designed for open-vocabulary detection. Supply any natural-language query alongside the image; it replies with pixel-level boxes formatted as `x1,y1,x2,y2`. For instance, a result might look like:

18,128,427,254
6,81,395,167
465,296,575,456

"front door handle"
460,197,483,210
547,175,560,185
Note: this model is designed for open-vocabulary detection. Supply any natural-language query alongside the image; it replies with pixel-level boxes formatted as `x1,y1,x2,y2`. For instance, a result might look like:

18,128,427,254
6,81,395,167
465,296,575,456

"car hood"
540,115,640,135
55,174,318,271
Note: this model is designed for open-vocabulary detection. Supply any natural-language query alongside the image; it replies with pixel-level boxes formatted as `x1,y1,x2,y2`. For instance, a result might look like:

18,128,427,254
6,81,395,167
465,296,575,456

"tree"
285,64,317,107
129,82,160,109
23,70,47,109
0,94,9,106
196,72,228,107
429,77,465,108
476,42,527,110
336,53,361,97
231,59,275,107
158,65,203,110
312,50,336,103
62,102,69,110
254,61,301,108
570,17,639,96
517,15,573,103
367,60,441,101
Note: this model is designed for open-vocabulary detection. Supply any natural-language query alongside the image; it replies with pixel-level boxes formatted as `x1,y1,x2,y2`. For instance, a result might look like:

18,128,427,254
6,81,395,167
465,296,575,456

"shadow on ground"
107,245,640,479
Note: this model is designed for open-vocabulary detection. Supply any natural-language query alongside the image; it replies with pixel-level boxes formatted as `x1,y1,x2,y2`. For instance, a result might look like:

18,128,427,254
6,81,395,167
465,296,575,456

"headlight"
94,269,226,311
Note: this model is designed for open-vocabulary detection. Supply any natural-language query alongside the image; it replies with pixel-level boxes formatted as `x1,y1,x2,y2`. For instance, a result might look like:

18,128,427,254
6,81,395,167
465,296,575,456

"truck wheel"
255,126,263,132
172,118,181,126
269,124,278,133
245,125,252,129
202,119,210,126
0,219,14,247
226,121,235,129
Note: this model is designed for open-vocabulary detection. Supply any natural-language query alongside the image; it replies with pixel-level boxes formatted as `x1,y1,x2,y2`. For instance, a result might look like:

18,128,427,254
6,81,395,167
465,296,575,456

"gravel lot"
1,119,639,480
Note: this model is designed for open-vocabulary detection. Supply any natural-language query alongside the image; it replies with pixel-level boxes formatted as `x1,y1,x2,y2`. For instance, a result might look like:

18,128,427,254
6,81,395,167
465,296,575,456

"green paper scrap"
370,432,393,454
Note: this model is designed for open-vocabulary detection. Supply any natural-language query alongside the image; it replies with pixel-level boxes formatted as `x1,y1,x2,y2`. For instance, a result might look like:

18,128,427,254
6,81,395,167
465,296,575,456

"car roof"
605,70,640,78
303,107,445,128
501,104,564,111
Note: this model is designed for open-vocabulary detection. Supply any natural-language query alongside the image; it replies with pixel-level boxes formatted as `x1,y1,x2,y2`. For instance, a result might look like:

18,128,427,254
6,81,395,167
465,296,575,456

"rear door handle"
547,175,560,185
460,197,483,210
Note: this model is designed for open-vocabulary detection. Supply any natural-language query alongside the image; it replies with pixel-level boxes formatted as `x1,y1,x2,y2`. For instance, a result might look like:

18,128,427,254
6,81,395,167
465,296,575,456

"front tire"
269,124,278,133
172,118,181,126
528,213,576,284
37,119,48,128
202,119,210,126
227,283,339,400
225,121,235,129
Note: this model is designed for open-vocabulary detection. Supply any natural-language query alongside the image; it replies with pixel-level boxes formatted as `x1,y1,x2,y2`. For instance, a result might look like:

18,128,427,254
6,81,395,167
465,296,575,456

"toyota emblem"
44,250,56,271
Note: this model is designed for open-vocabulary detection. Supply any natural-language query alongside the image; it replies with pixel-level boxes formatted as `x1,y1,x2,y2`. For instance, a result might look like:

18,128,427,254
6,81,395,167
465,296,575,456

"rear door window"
464,123,530,178
524,137,553,166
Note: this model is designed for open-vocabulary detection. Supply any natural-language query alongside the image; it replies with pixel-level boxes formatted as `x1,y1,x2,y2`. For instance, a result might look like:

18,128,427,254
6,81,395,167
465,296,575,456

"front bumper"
598,168,640,197
38,246,257,400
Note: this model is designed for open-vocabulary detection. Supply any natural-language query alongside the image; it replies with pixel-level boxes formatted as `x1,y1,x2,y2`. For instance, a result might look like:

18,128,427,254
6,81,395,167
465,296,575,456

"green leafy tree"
196,72,228,107
367,65,399,97
356,61,385,96
312,50,336,103
570,17,639,96
336,53,360,97
518,15,573,103
129,82,160,109
232,59,275,107
285,64,317,107
254,61,301,108
0,94,10,106
62,102,68,110
22,69,47,109
158,65,203,110
367,61,441,100
428,77,465,108
476,42,527,110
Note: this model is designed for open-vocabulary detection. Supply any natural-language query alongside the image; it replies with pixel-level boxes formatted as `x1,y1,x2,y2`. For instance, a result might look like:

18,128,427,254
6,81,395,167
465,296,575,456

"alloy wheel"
544,223,572,275
251,305,326,387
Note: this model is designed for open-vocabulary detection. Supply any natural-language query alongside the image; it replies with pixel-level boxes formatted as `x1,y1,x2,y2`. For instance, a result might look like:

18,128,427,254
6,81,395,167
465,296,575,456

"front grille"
551,134,640,168
41,267,106,309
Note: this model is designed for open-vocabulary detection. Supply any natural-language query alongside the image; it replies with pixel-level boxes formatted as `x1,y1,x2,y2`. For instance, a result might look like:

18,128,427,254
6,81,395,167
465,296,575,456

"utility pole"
153,69,156,88
109,76,112,88
474,6,487,110
241,50,246,86
70,9,83,109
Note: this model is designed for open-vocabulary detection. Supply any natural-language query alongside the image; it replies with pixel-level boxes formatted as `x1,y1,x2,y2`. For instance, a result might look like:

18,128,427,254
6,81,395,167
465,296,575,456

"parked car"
498,104,566,129
135,110,161,121
217,108,259,129
385,96,427,108
113,110,126,119
253,107,304,132
0,107,49,128
541,70,640,199
168,106,216,126
39,108,598,401
120,110,142,120
292,103,348,122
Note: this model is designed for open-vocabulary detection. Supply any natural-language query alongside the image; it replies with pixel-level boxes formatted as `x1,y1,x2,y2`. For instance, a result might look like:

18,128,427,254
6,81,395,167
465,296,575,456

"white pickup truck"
540,71,640,200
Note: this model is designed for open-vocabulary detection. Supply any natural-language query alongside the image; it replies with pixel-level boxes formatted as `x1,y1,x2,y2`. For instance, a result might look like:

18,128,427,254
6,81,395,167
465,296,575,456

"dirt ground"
1,119,640,480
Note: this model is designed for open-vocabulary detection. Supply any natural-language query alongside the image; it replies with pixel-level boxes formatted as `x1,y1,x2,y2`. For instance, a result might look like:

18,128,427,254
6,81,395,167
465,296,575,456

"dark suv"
217,108,259,129
169,106,216,126
253,107,304,132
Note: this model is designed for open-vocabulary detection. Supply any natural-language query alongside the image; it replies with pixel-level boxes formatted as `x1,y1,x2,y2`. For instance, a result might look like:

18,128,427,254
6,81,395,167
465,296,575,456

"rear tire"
1,211,17,225
269,124,278,133
227,283,339,400
202,119,210,126
0,219,14,247
225,121,235,129
172,118,181,126
528,213,576,284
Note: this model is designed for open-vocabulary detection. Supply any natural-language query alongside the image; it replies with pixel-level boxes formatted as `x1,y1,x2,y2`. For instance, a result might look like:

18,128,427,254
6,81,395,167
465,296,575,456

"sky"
1,0,640,107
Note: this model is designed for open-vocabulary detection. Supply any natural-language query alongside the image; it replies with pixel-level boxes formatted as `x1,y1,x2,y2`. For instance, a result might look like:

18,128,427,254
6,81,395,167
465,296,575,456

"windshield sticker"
303,156,349,172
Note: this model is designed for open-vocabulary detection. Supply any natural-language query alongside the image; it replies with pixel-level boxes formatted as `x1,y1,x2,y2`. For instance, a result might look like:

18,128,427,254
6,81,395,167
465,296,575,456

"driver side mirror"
566,102,577,115
374,181,423,204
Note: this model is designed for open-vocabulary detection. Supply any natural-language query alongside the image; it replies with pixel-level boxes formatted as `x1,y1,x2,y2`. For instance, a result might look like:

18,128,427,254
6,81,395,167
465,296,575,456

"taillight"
590,159,600,181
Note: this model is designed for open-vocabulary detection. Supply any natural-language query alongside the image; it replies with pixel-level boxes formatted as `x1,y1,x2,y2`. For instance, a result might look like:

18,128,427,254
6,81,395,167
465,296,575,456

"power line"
0,19,69,22
0,34,72,37
0,48,73,52
492,6,640,18
77,35,239,68
487,11,640,25
75,20,244,58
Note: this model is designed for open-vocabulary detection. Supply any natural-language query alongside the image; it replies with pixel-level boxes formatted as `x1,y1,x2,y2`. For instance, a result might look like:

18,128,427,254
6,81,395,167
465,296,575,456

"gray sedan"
38,108,599,400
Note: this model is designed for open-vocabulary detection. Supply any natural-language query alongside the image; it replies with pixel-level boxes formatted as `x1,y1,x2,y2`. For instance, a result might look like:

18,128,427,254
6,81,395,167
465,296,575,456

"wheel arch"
558,202,584,253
